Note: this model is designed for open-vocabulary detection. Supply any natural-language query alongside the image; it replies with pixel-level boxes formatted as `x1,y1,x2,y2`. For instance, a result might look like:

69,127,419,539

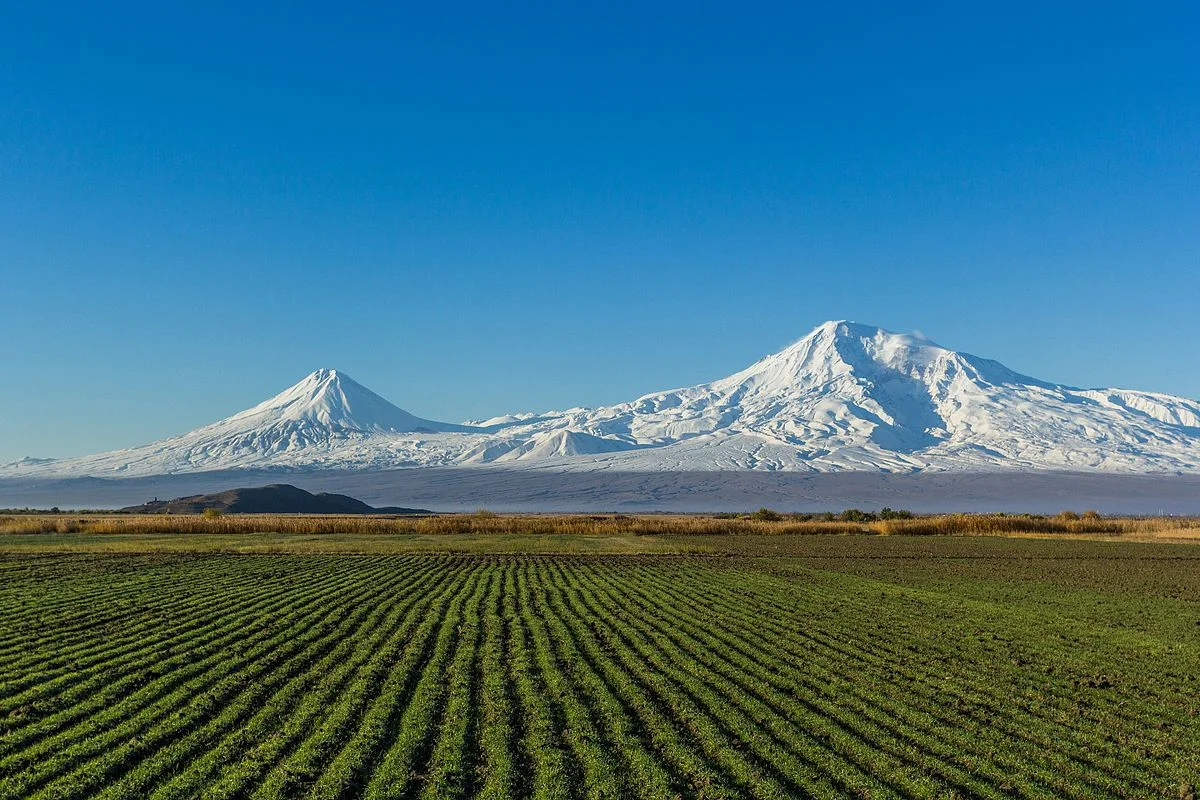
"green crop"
0,539,1195,799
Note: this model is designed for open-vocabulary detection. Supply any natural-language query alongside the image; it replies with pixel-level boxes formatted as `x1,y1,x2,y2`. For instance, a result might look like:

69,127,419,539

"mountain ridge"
7,321,1200,476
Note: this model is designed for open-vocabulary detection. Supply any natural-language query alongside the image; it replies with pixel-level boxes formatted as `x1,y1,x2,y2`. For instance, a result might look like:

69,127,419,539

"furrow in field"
519,560,624,799
575,561,923,799
0,557,371,759
0,556,310,704
246,559,472,799
472,566,518,800
0,554,197,627
505,560,571,800
0,559,390,798
631,562,1157,798
535,559,732,799
551,562,802,799
597,562,1013,799
682,564,1176,795
636,563,1109,795
412,565,491,800
154,557,454,800
0,555,297,653
735,563,1191,749
543,561,754,799
86,558,434,800
313,561,486,800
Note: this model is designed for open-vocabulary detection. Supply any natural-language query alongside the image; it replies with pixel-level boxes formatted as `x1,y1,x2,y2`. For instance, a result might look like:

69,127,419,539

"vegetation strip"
0,546,1194,799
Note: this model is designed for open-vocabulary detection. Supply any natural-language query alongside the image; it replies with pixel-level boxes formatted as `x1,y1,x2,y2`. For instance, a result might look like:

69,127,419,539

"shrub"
750,508,782,522
879,507,914,520
202,508,223,519
839,508,877,523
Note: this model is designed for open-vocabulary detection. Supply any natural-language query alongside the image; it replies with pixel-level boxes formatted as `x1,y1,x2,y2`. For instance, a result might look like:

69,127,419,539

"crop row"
0,553,1194,799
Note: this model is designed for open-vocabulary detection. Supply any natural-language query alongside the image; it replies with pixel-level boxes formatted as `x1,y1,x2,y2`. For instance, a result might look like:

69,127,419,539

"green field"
1,535,1197,799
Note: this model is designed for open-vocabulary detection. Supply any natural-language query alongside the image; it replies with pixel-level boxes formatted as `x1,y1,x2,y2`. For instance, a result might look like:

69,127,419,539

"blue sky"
2,2,1198,460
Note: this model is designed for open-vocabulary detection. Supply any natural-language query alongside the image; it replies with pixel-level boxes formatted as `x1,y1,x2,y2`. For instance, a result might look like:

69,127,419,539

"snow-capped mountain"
9,368,474,475
7,322,1200,476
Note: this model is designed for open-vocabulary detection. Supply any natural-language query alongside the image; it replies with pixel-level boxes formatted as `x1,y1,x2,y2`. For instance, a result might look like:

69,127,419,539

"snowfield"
7,321,1200,477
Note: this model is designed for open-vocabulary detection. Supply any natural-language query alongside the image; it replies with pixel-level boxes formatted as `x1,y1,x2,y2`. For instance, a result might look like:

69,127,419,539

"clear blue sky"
2,2,1198,460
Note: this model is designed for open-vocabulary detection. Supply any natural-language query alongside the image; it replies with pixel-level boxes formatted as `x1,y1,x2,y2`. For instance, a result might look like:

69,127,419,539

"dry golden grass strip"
2,511,1198,540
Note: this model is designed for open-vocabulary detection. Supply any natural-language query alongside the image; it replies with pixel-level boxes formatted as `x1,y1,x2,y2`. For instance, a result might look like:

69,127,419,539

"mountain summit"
229,369,469,435
7,322,1200,476
9,369,476,475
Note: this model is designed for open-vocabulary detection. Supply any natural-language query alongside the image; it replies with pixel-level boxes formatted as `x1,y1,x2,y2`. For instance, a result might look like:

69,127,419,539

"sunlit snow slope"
7,323,1200,476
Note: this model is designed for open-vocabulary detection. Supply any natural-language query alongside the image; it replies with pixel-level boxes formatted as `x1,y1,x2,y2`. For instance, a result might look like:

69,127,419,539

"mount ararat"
7,321,1200,477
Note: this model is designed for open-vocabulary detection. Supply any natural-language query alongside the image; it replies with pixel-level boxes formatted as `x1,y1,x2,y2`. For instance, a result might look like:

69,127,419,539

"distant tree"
202,508,223,519
879,507,914,520
750,508,782,522
839,508,877,523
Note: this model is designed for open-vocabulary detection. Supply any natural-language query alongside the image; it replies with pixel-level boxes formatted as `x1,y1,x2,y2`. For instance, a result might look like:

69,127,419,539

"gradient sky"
2,2,1198,460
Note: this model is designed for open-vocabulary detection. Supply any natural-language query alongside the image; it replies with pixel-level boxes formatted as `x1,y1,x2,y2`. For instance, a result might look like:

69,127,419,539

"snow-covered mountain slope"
7,322,1200,476
7,369,476,475
221,368,474,438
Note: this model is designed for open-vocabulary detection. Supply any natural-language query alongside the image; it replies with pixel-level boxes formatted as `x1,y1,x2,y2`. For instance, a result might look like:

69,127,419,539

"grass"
0,529,1197,798
2,510,1199,546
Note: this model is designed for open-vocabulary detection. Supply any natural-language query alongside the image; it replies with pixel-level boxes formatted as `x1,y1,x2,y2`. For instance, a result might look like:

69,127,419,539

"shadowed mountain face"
8,321,1200,476
120,484,430,515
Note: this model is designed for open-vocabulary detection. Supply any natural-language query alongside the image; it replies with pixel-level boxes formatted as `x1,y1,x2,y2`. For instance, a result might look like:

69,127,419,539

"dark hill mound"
121,484,430,515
